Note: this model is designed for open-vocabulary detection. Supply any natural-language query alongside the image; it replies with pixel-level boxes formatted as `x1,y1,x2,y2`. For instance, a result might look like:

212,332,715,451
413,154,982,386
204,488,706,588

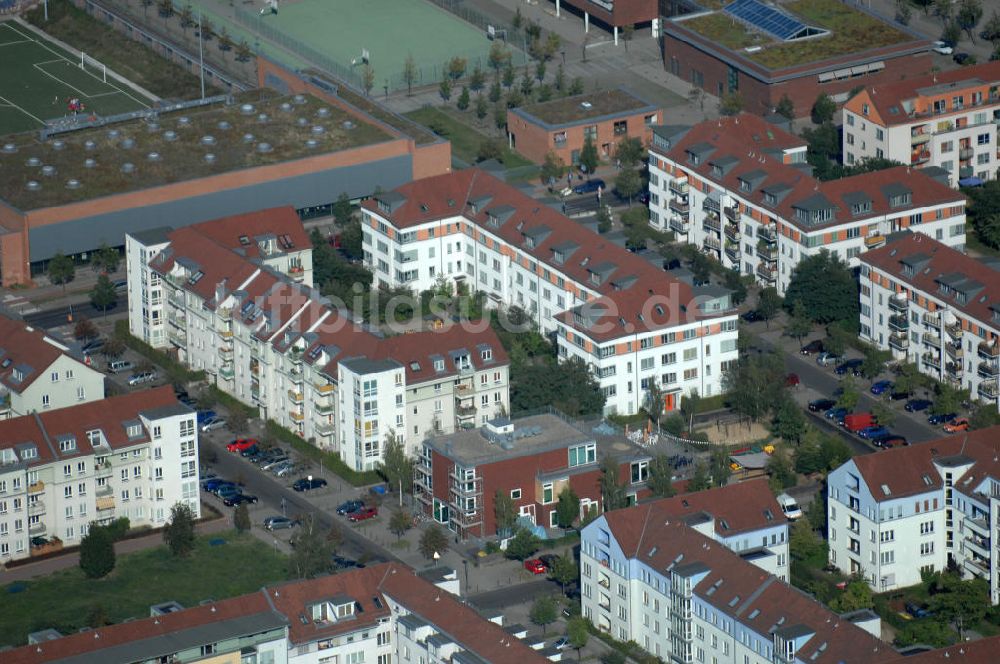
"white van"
777,493,803,520
107,360,133,374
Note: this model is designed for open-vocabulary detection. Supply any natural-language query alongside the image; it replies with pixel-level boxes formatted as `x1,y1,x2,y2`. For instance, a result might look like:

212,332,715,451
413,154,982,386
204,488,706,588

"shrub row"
264,421,381,488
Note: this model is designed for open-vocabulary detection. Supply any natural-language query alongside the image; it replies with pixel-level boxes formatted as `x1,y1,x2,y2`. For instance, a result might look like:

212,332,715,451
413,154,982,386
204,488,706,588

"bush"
264,421,381,487
113,321,204,384
103,517,131,542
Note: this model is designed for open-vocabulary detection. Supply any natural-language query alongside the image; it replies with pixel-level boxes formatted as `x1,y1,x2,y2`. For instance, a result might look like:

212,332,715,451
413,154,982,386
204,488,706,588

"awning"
729,452,770,470
959,177,984,187
95,496,115,511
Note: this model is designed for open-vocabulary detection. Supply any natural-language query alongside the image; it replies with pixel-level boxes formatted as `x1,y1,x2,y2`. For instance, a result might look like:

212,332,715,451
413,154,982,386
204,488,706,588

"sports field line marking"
85,91,122,100
34,62,87,97
0,94,44,125
0,38,31,47
1,21,35,42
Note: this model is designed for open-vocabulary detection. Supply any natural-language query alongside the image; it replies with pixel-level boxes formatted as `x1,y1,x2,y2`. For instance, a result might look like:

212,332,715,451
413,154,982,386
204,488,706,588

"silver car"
261,456,290,472
273,463,296,477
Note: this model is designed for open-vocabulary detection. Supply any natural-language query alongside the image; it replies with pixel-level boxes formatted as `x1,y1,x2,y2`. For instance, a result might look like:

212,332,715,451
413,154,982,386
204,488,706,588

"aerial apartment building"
648,114,967,294
361,169,740,417
415,411,652,538
843,62,1000,188
126,209,509,472
578,481,891,663
827,426,1000,602
0,386,199,564
859,232,998,409
0,312,104,419
4,562,554,664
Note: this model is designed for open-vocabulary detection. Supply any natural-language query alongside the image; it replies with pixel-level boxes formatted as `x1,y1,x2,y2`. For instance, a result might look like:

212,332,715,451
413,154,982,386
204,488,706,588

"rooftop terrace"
678,0,913,70
517,89,655,127
0,91,391,211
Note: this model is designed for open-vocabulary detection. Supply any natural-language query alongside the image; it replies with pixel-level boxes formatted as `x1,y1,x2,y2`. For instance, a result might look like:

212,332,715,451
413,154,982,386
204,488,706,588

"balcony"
289,410,305,423
669,217,690,234
219,365,235,381
288,390,304,404
28,521,46,536
287,265,305,282
756,264,778,282
888,314,909,332
219,329,234,341
95,494,115,512
449,505,484,530
315,422,335,437
725,245,741,263
758,226,778,244
724,224,741,243
923,312,941,327
702,215,722,233
167,289,186,307
888,333,909,352
979,359,999,378
167,329,187,348
757,242,778,261
960,166,974,179
702,236,721,252
449,472,483,499
945,343,964,361
963,556,990,578
911,130,931,145
217,307,232,322
669,199,690,215
289,350,303,366
314,382,335,395
911,149,931,165
218,345,233,360
923,332,941,349
27,481,44,495
27,500,45,516
314,400,334,416
978,341,999,360
669,178,689,195
945,361,963,380
456,404,477,420
889,295,908,313
922,352,942,369
724,205,739,221
959,147,974,160
95,464,112,479
945,321,963,340
167,311,186,329
978,379,999,400
864,234,886,249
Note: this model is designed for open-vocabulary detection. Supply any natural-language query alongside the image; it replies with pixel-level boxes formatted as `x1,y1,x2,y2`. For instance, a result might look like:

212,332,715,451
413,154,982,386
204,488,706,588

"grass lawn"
0,531,287,647
966,228,1000,259
404,106,533,169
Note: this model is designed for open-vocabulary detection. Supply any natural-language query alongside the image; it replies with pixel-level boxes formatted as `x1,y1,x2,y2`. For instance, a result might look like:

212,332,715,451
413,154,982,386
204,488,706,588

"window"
50,371,59,382
510,488,521,500
42,395,50,408
921,542,934,556
542,483,554,504
179,419,194,437
631,460,649,483
920,521,934,535
569,443,596,467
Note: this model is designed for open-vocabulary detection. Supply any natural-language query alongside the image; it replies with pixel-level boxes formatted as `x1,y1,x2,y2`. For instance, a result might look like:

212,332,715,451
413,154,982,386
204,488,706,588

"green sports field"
223,0,500,89
0,20,152,136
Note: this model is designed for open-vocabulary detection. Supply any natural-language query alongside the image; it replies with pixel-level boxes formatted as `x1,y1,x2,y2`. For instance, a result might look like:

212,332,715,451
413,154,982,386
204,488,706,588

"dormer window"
862,103,870,116
902,264,915,277
481,348,492,361
711,164,723,177
889,193,911,208
487,213,499,227
21,447,37,460
377,199,390,213
12,369,23,382
59,437,76,453
524,236,535,249
553,250,564,264
433,359,444,372
763,192,777,206
739,178,751,192
127,424,142,438
851,201,872,215
590,272,601,286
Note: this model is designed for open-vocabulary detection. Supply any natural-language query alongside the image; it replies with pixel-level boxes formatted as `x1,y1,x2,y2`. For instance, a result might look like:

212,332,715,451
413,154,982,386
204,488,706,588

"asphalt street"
469,579,554,610
23,301,123,330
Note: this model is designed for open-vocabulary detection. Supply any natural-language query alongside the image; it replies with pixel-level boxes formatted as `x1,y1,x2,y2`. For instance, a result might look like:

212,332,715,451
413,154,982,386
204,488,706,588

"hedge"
264,420,381,488
205,385,256,421
113,320,204,384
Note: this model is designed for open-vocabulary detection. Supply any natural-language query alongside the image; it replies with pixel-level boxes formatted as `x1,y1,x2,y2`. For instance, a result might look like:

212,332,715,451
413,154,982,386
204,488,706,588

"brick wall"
509,110,660,165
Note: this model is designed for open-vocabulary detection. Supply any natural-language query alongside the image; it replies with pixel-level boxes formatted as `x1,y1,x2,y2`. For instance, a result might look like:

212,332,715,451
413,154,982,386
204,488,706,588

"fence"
41,94,230,139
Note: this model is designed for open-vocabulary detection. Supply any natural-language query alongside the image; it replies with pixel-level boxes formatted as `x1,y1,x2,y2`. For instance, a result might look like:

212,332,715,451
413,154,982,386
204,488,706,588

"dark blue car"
870,380,893,395
928,412,958,425
904,399,933,412
859,425,890,439
825,407,848,422
835,359,863,375
572,178,606,195
196,410,217,424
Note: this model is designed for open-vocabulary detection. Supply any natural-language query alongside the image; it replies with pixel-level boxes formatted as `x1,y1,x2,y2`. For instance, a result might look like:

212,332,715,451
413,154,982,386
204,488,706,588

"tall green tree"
709,448,731,487
614,168,641,205
680,389,701,435
616,136,645,167
981,10,1000,43
379,430,413,495
79,525,115,578
790,518,826,562
549,551,579,595
766,451,797,492
775,94,795,120
93,243,120,273
723,350,785,422
439,76,452,102
599,456,627,512
811,93,836,124
290,514,334,578
469,65,486,93
555,486,580,529
494,489,517,538
540,151,566,187
956,0,983,42
579,135,599,176
530,596,558,634
688,462,711,492
389,509,413,540
719,92,744,116
836,376,861,411
784,250,859,330
567,616,590,661
872,401,896,428
772,397,807,444
756,286,782,329
505,528,541,560
830,576,874,612
234,503,251,533
163,502,196,557
402,54,418,96
786,300,813,348
860,345,889,382
47,252,75,292
928,573,989,638
510,357,605,417
647,455,675,498
90,274,118,316
418,525,448,559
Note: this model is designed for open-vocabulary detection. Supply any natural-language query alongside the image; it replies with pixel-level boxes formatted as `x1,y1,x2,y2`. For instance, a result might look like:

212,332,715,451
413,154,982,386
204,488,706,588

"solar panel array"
724,0,807,41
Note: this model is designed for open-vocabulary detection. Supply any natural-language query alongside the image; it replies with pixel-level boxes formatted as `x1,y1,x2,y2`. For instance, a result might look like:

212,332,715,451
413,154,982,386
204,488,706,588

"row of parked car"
225,438,329,491
201,474,258,507
807,399,907,449
335,499,379,522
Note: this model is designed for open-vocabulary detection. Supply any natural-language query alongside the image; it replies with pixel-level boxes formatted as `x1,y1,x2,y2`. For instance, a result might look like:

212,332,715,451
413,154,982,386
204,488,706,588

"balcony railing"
923,332,941,348
456,404,477,419
888,314,909,332
889,296,908,313
702,215,721,232
669,179,689,195
923,312,941,327
945,321,963,340
979,360,999,378
757,243,778,261
724,206,738,221
945,343,964,361
978,379,999,400
725,246,741,263
702,236,721,252
290,411,305,423
888,333,909,352
724,224,740,242
314,401,335,416
864,234,886,249
315,422,335,437
965,536,990,559
959,147,974,160
911,131,931,145
978,341,999,359
758,226,778,244
945,361,963,379
27,481,44,495
756,264,778,282
911,150,931,164
167,330,187,348
922,353,942,369
669,217,690,234
669,199,690,215
288,390,304,404
219,365,235,380
27,500,45,516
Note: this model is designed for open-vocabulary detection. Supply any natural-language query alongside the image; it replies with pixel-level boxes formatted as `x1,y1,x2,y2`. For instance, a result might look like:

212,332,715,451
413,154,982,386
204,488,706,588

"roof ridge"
33,412,57,459
632,503,656,557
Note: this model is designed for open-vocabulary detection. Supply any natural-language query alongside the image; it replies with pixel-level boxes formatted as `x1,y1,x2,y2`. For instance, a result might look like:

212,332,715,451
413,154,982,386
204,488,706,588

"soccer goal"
79,52,107,83
350,48,370,67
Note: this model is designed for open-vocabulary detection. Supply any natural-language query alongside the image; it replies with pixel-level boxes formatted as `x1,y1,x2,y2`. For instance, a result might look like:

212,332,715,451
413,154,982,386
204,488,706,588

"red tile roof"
850,426,1000,500
892,638,1000,663
187,206,310,258
373,323,509,384
0,313,77,393
361,169,735,343
655,120,964,234
859,61,1000,127
860,232,1000,332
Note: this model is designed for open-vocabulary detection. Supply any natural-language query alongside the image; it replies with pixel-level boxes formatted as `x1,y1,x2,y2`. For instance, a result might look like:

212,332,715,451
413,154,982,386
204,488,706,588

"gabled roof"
187,206,310,259
0,313,88,395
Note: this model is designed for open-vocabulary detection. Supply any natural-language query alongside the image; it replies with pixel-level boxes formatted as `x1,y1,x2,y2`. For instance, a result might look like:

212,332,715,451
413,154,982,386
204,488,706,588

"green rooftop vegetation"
681,0,912,70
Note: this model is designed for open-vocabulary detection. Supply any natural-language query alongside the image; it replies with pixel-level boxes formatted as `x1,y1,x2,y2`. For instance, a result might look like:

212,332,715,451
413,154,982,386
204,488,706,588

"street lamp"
463,558,470,595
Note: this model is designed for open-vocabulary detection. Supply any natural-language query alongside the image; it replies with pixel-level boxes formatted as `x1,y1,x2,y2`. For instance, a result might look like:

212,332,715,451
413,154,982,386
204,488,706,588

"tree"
928,573,989,639
956,0,983,42
786,301,813,347
540,151,566,187
418,524,448,559
554,63,566,93
709,448,731,487
550,551,579,595
290,514,333,578
510,357,605,417
647,455,676,498
102,336,126,360
829,576,874,612
579,136,599,175
79,525,115,578
784,250,859,330
802,120,840,180
90,274,118,316
569,76,585,95
47,252,74,292
470,65,486,93
555,486,580,529
457,86,470,111
379,433,412,498
614,168,641,205
520,69,534,97
163,502,196,557
74,318,98,342
982,10,1000,43
824,324,851,358
775,94,795,120
718,92,744,116
472,95,489,123
772,397,807,444
362,65,375,97
616,136,645,168
688,86,705,113
235,40,253,62
680,389,701,434
534,60,547,85
502,63,515,90
200,17,214,40
756,286,781,329
688,462,711,492
723,350,785,423
494,489,516,538
178,4,194,33
493,104,507,133
860,345,888,382
790,518,825,562
596,204,612,233
477,137,503,162
530,596,558,634
505,527,541,560
403,54,418,96
942,20,962,47
723,270,748,306
811,93,836,124
92,243,120,273
567,616,589,661
621,24,635,49
447,56,467,80
896,2,912,25
601,652,627,664
234,502,251,533
766,450,797,492
871,401,896,428
931,380,967,416
217,27,233,52
599,456,627,512
488,42,511,72
389,509,413,540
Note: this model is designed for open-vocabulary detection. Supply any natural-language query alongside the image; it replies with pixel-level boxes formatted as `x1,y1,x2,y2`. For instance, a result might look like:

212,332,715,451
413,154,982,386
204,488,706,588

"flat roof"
0,91,391,211
425,413,593,466
515,89,656,128
674,0,914,71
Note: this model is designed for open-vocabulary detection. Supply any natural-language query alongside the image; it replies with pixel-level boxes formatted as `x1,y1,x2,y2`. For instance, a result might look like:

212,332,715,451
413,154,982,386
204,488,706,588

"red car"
524,558,546,575
785,373,800,388
226,438,258,452
347,506,378,522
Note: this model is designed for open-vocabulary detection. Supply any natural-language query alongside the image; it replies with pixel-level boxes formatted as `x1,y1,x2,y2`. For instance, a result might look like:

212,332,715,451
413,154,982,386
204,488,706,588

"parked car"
835,359,863,376
224,493,258,507
240,446,261,458
196,410,217,425
112,279,128,292
844,413,876,432
741,310,761,323
539,554,561,569
524,558,547,575
858,425,890,440
263,516,298,530
800,340,824,355
337,500,365,516
202,478,231,492
888,390,913,401
808,399,837,412
825,407,849,422
870,380,894,395
931,40,953,55
552,637,570,650
928,412,958,425
943,417,970,433
785,373,800,388
906,602,933,619
572,178,606,195
215,485,242,501
953,52,973,65
127,371,156,386
292,477,328,492
904,399,933,412
261,456,290,471
82,338,105,355
107,360,133,374
332,555,366,570
777,493,803,520
877,436,909,449
201,417,227,433
347,506,378,522
273,463,297,478
816,352,840,367
227,438,258,452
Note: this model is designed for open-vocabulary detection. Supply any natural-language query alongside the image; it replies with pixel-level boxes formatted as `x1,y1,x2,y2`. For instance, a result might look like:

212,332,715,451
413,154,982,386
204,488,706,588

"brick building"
415,412,651,539
661,0,931,118
546,0,660,42
508,88,661,165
